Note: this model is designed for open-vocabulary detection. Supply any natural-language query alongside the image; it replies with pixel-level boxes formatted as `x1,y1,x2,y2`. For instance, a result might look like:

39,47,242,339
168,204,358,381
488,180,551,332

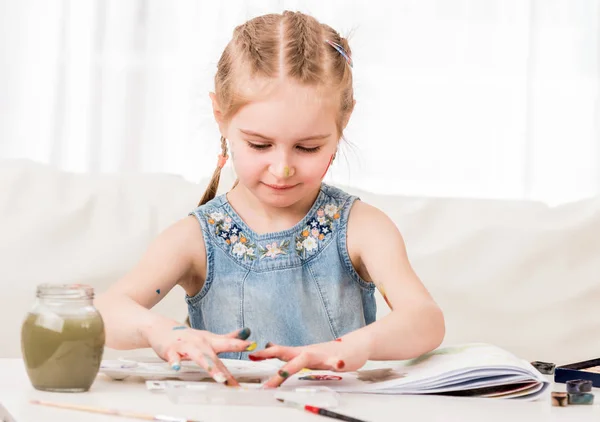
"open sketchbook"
281,343,550,400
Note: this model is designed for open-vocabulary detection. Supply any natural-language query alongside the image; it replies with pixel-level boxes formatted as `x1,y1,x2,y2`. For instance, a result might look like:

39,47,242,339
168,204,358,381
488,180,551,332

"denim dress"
187,183,376,359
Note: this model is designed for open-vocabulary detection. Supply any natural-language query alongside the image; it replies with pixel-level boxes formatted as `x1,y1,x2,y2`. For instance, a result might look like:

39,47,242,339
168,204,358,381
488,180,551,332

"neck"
227,183,321,229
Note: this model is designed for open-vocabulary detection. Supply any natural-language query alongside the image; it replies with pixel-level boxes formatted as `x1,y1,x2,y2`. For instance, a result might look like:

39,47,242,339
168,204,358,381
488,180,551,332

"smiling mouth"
263,183,297,190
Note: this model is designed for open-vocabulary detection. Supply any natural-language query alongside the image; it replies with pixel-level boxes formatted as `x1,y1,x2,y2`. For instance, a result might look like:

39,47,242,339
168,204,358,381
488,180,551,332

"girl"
95,10,445,389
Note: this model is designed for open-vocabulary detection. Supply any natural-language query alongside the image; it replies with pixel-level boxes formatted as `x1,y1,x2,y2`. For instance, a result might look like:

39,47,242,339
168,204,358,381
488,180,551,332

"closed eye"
297,146,321,153
247,142,270,150
247,142,321,153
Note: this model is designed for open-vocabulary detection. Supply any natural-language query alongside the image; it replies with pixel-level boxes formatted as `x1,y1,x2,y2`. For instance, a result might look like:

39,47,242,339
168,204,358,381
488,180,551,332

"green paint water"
21,312,105,392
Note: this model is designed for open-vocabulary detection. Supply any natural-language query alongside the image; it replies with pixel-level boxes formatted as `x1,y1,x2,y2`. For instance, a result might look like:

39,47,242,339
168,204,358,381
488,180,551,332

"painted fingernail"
265,342,274,348
249,355,266,362
171,362,181,371
278,370,289,379
245,341,257,352
336,360,345,370
212,372,227,383
335,338,342,342
236,327,251,340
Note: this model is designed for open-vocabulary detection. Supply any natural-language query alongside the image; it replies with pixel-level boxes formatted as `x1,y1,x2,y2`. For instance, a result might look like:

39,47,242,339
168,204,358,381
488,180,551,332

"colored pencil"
30,399,201,422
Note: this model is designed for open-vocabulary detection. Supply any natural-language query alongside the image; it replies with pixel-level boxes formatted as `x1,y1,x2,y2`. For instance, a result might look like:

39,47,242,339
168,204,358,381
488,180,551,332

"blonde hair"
197,10,354,207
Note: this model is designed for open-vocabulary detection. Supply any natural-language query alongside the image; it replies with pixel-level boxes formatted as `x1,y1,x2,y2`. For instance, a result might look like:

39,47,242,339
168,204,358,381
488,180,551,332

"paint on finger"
225,376,241,387
171,361,181,371
236,327,251,340
203,353,215,372
278,370,290,379
336,360,345,370
172,326,187,331
265,342,274,348
245,341,257,352
249,355,266,362
156,289,161,294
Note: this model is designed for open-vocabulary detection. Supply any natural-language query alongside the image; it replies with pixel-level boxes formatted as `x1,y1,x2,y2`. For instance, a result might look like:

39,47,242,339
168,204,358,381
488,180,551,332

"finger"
209,352,242,387
325,356,347,371
181,346,226,384
249,344,299,362
263,352,313,388
221,327,251,340
210,336,256,354
165,348,183,371
184,346,240,387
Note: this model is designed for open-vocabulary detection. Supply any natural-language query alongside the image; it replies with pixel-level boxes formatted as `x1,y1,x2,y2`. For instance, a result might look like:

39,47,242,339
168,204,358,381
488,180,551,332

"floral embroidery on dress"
205,201,341,262
206,211,256,261
258,240,290,259
295,203,340,258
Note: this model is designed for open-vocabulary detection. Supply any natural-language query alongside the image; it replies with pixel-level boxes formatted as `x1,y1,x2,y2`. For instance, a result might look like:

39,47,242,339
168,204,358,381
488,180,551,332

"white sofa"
1,158,599,366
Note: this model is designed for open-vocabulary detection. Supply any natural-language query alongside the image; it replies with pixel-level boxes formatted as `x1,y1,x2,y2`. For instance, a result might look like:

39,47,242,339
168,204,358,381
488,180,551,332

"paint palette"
99,356,280,382
150,380,340,407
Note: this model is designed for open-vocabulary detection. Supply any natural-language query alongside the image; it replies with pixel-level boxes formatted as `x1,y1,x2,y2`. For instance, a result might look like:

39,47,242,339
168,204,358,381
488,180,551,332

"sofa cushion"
1,159,599,365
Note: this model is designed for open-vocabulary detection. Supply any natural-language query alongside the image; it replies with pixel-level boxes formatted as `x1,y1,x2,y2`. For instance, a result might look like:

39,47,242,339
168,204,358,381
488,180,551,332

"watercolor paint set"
146,380,341,408
554,357,600,388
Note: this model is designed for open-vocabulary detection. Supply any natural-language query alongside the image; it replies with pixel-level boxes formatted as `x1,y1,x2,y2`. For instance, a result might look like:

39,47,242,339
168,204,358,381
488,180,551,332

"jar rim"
36,283,94,299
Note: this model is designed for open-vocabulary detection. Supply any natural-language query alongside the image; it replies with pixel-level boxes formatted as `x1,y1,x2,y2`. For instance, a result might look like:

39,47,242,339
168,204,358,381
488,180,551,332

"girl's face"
220,81,342,209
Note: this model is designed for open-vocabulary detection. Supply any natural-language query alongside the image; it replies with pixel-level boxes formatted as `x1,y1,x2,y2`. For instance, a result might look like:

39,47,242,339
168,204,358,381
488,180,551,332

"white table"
2,358,600,422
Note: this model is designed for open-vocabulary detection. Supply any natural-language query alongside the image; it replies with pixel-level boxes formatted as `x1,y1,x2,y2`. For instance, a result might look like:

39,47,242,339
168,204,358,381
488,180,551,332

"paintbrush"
277,398,369,422
30,399,202,422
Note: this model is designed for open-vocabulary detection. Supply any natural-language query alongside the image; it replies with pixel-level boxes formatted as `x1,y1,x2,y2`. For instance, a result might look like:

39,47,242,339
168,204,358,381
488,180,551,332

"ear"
209,92,227,136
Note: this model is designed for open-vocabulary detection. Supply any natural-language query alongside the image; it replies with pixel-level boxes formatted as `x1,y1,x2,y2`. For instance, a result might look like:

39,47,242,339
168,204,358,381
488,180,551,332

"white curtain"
0,0,598,206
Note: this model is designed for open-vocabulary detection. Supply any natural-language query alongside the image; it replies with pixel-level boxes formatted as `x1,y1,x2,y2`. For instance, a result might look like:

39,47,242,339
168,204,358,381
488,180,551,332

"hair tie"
217,154,228,169
325,39,353,68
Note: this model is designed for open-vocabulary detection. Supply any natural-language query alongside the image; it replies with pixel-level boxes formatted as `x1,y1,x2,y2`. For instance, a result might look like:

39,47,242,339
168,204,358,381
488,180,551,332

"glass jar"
21,284,105,392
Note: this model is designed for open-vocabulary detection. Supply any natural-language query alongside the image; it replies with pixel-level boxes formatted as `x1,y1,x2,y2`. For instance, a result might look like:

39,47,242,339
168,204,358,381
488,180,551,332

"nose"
268,154,296,179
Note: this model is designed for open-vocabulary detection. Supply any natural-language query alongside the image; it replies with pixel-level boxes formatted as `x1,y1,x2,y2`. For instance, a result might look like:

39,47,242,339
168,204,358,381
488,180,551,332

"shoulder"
188,194,228,221
319,183,359,215
164,215,208,274
349,200,396,229
347,200,406,253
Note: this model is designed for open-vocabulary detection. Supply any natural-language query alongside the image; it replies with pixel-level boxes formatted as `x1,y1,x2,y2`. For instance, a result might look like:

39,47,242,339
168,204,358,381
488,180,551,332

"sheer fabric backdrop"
0,0,598,205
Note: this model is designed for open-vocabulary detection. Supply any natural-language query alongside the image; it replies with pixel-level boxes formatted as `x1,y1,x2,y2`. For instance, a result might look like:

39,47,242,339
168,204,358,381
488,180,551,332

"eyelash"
247,142,321,153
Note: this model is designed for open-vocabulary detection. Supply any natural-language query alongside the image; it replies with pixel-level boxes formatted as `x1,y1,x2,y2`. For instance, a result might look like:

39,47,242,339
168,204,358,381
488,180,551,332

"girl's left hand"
248,338,370,388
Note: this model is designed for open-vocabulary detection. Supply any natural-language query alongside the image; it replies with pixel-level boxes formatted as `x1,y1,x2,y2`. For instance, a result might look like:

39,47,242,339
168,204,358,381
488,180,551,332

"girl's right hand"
145,324,255,387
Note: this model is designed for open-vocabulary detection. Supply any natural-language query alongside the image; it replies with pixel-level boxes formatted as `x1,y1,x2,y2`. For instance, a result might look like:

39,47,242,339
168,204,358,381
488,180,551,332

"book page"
281,343,546,395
